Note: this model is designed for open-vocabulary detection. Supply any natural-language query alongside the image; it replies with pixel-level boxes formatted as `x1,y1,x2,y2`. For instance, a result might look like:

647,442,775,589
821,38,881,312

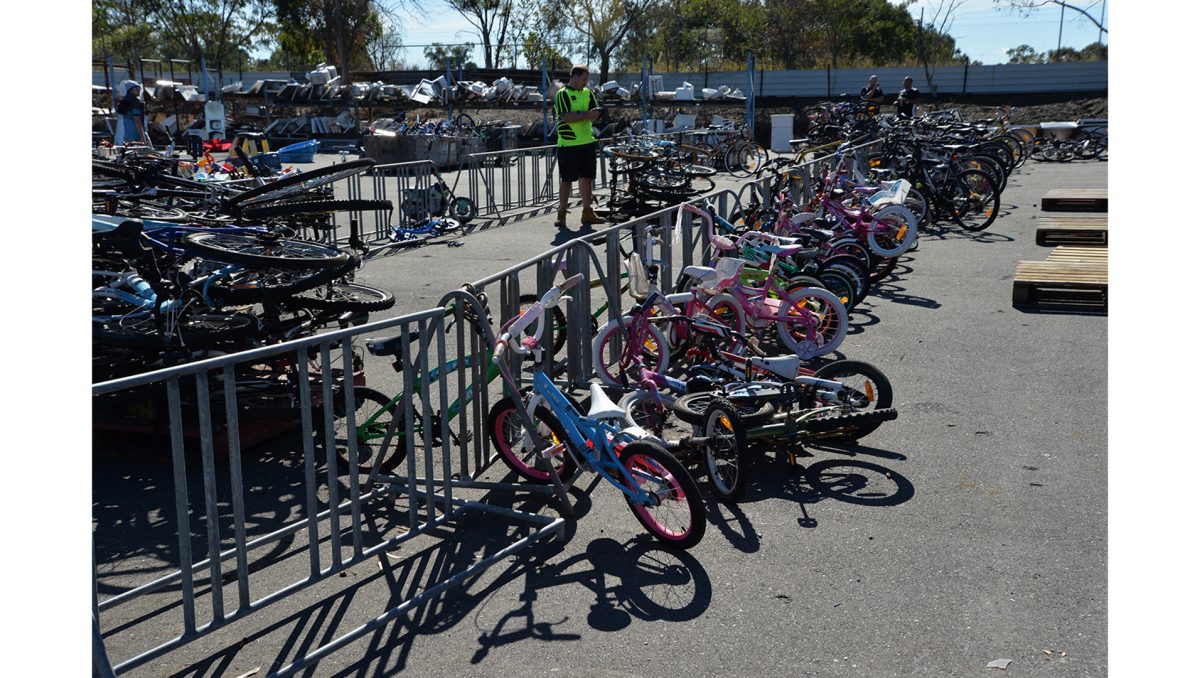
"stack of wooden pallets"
1013,190,1107,311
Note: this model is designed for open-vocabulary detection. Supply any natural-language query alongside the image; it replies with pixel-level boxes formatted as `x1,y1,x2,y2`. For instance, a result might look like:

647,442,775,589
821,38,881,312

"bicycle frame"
526,370,656,507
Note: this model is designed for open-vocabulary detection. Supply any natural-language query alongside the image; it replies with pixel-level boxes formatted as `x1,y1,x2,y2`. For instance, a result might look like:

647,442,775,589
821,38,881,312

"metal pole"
746,52,755,139
445,57,453,123
1098,0,1107,43
1056,3,1065,60
542,57,549,145
641,55,648,132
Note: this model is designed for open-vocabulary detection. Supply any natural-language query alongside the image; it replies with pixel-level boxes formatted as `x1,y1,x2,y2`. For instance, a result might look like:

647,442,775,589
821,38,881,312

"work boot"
580,207,605,225
554,207,568,228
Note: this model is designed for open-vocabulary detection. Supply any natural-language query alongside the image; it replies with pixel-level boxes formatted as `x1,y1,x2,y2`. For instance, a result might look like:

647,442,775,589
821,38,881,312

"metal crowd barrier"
92,139,883,674
463,130,714,218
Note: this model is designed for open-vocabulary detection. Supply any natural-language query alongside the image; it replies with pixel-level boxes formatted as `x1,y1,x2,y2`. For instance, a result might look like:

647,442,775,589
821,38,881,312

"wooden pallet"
1041,188,1108,212
1035,215,1108,246
1046,246,1108,264
1012,258,1107,310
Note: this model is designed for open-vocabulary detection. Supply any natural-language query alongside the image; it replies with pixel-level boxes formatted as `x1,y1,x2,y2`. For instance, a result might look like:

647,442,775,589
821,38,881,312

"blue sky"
384,0,1108,68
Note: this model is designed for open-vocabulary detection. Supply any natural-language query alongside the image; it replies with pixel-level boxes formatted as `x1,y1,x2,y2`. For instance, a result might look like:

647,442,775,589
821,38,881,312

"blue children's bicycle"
489,275,707,549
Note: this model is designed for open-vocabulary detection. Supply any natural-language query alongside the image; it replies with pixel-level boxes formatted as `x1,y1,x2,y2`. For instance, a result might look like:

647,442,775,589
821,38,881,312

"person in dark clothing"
895,77,921,118
860,75,884,104
115,83,150,146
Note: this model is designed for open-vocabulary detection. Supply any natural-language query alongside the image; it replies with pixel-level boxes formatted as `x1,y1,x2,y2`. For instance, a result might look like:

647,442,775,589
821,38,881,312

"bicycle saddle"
747,354,802,379
366,331,423,356
587,383,626,421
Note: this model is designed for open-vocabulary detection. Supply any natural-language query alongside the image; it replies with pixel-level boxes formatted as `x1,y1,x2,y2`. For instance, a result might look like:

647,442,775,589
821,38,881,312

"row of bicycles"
324,104,1037,548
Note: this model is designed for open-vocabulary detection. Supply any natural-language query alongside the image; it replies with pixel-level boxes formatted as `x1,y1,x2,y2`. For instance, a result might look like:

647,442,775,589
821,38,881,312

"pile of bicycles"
92,152,411,383
601,135,722,220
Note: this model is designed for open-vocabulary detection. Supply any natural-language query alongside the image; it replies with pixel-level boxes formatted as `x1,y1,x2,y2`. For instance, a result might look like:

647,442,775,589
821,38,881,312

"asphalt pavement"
95,157,1108,677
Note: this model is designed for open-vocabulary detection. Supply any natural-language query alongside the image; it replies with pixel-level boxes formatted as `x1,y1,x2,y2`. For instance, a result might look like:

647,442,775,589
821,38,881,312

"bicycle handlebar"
493,273,584,362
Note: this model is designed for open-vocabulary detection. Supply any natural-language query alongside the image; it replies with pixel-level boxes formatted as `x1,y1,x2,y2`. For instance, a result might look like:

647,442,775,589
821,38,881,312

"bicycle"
488,275,707,549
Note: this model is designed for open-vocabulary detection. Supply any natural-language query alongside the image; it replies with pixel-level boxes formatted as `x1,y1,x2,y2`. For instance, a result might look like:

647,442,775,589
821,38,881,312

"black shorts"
557,142,597,183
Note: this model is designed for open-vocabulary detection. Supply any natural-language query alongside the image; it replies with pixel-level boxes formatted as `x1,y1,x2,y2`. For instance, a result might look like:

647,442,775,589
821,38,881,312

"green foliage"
1010,40,1105,65
424,43,479,69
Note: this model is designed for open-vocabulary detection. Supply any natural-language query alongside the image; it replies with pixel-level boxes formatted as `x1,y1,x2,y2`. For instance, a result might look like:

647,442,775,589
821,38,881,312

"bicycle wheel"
289,282,396,313
591,316,670,388
486,398,577,483
806,268,858,312
702,397,749,502
775,287,847,360
619,441,706,549
93,312,256,348
866,205,918,257
184,232,351,270
201,260,349,304
733,143,769,177
225,159,376,209
671,392,775,427
803,407,899,440
619,389,676,437
331,387,403,473
519,293,568,355
820,254,871,301
448,197,478,224
240,198,394,222
950,169,1000,232
811,359,893,433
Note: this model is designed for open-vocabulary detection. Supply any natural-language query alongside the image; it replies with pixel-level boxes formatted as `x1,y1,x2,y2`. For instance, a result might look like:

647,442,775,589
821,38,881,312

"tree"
445,1,514,69
424,43,479,69
914,0,964,97
94,0,160,61
142,0,277,76
994,0,1107,35
274,1,417,78
557,0,658,83
1078,41,1106,61
1005,44,1044,64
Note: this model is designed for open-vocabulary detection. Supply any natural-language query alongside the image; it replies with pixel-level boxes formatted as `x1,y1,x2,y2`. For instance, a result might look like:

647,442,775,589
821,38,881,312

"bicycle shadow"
868,280,942,309
917,223,1015,244
731,442,915,529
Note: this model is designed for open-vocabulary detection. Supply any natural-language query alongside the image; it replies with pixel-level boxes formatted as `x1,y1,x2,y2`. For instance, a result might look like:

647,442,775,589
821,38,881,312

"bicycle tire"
202,259,350,304
951,169,1000,232
241,199,394,221
448,197,478,224
331,386,404,473
803,407,899,439
225,159,376,209
775,286,847,360
811,359,893,439
672,392,775,427
93,312,256,348
289,282,396,312
866,205,918,257
592,316,670,388
619,440,706,549
183,232,351,270
619,389,677,437
486,399,577,483
702,397,750,502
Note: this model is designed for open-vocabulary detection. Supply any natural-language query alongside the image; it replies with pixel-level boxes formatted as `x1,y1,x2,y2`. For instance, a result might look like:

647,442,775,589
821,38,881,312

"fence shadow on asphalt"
138,460,712,676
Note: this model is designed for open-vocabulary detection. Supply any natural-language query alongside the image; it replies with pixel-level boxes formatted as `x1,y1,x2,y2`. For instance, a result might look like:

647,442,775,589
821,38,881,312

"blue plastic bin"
276,139,318,163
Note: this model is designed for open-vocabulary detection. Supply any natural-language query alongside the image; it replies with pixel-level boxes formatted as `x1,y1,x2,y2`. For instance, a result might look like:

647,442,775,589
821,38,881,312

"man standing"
554,65,604,228
895,76,921,119
860,75,884,105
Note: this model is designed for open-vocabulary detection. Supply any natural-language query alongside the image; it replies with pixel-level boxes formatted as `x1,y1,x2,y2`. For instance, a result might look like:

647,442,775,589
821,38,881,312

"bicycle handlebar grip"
559,273,585,292
493,340,507,363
